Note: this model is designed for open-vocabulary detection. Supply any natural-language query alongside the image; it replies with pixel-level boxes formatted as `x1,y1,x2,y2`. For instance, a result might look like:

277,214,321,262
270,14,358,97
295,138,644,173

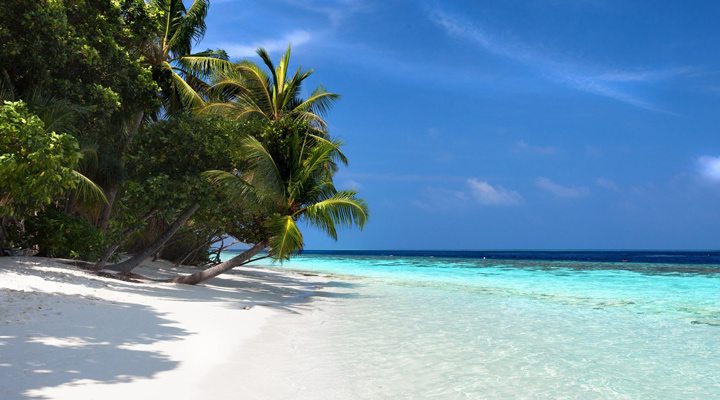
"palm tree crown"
204,45,339,132
206,128,367,259
147,0,231,114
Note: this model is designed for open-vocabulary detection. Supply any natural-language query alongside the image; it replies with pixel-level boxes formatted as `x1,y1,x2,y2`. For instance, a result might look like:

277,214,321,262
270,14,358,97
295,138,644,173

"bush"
0,101,80,218
22,209,105,260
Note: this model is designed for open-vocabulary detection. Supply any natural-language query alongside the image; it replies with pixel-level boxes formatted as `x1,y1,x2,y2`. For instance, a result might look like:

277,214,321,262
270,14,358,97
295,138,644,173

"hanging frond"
239,136,285,200
202,169,256,204
177,51,231,78
266,214,303,260
301,190,368,240
168,66,205,109
71,170,108,205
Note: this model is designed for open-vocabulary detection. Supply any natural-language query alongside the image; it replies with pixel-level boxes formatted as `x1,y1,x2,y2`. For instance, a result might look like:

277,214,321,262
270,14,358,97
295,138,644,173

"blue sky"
201,0,720,250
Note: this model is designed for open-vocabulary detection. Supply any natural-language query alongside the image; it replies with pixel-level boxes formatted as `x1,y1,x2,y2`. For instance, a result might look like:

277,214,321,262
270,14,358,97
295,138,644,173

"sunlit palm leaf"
168,66,205,109
177,52,231,77
266,214,303,259
301,190,368,240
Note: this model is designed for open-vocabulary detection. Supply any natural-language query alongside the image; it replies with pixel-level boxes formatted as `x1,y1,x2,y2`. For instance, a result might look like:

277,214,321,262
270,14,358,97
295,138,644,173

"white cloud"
215,30,312,58
697,156,720,182
536,177,590,198
467,179,522,206
595,177,619,190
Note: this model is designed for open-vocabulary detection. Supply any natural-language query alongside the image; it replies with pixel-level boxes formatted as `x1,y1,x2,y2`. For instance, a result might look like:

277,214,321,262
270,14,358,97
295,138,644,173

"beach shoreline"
0,256,335,400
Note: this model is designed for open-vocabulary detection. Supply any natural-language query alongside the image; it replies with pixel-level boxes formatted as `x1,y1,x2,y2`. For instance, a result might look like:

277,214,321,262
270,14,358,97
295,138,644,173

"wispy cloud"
427,7,692,112
536,177,590,198
467,179,523,206
697,156,720,182
595,177,619,190
514,140,558,155
214,30,313,58
279,0,366,26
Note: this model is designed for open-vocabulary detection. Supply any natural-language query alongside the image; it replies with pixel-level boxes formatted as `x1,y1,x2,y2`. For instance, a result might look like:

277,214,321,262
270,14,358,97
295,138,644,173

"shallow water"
230,252,720,399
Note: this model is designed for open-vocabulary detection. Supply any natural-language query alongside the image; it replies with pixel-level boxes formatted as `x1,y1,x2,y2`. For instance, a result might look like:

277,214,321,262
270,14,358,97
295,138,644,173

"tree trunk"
97,110,145,232
171,241,267,285
97,185,118,232
105,203,200,274
94,244,120,270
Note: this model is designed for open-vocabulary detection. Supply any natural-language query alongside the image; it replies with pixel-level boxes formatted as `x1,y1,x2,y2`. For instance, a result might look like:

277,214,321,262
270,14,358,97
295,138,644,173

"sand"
0,256,334,400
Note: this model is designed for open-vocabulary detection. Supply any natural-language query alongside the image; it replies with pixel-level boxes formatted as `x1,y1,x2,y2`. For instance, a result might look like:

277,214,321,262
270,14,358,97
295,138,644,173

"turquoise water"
232,253,720,399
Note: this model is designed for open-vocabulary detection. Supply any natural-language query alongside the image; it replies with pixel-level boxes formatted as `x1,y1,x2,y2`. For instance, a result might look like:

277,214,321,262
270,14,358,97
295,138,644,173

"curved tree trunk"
105,203,200,274
171,241,267,285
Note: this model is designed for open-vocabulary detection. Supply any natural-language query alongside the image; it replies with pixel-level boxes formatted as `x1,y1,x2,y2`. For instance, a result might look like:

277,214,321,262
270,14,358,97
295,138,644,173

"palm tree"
172,131,368,284
204,45,338,131
106,46,338,274
147,0,232,114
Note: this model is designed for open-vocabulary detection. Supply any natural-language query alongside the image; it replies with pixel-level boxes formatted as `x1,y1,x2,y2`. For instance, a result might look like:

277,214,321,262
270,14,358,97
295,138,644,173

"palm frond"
301,190,368,240
256,48,279,99
202,170,254,197
168,65,205,109
240,136,285,199
167,0,208,56
266,214,303,260
295,87,339,117
177,52,231,77
72,170,108,205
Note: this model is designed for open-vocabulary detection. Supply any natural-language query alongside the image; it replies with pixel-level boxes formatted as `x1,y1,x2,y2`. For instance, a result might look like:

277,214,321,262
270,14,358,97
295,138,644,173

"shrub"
22,209,105,260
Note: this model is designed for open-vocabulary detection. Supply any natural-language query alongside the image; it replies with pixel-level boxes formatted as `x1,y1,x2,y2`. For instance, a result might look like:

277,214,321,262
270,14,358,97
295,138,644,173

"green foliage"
207,122,368,260
0,101,80,217
22,209,106,260
0,0,160,192
204,46,338,131
115,114,255,253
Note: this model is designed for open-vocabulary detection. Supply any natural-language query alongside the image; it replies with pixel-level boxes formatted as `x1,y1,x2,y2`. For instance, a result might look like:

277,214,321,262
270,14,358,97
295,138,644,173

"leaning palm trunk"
171,241,267,284
106,203,200,274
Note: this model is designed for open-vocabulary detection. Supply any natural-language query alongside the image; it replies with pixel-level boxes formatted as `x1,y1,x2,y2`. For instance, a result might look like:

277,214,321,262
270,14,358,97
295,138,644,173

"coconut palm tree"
147,0,232,115
171,130,368,284
203,45,338,131
106,47,339,274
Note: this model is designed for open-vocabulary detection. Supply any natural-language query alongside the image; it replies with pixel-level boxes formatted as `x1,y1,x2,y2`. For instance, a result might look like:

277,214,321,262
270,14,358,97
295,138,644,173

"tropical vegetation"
0,0,367,284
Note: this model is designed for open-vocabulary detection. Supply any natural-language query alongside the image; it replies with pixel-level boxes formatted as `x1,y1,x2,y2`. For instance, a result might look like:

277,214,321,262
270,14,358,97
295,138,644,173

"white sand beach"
0,257,340,400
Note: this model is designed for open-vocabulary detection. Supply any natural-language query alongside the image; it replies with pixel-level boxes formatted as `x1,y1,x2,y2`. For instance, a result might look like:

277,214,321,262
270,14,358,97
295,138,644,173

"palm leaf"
301,190,368,239
72,170,108,205
240,136,285,199
177,52,231,77
168,65,205,109
266,214,303,259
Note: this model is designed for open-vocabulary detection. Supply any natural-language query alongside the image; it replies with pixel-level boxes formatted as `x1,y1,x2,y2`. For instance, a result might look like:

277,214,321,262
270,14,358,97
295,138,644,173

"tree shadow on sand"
0,292,186,400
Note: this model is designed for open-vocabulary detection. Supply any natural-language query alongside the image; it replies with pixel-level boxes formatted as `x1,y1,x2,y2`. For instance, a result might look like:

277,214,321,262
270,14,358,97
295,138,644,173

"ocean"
225,250,720,399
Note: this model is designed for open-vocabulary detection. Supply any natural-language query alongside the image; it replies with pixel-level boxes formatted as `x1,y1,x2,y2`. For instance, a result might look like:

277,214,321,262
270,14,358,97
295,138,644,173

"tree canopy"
0,0,368,284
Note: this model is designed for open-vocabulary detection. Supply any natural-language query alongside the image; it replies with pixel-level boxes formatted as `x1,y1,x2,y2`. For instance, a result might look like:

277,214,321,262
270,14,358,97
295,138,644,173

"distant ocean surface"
224,250,720,399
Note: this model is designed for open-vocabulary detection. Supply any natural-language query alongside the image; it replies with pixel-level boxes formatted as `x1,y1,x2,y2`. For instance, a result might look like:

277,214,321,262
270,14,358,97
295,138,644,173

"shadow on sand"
0,258,360,399
0,292,184,400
